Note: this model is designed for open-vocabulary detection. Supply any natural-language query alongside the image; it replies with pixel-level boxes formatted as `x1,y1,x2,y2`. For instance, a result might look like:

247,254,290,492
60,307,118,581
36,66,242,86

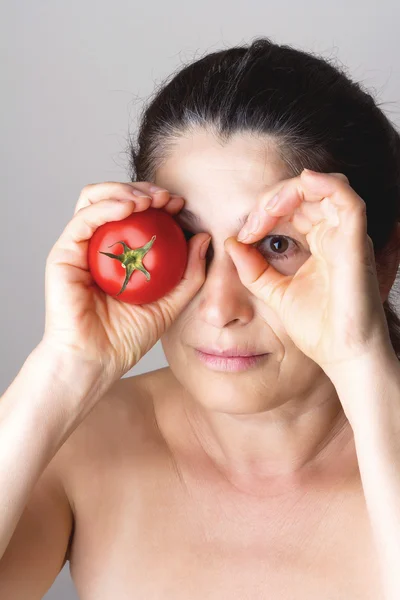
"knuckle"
78,182,99,201
75,184,94,214
355,199,367,215
74,203,84,215
330,172,350,184
75,201,96,219
74,202,90,216
82,183,96,192
79,183,96,202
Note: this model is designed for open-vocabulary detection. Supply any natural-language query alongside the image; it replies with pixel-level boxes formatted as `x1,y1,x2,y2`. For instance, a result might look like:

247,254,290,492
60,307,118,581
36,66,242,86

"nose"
197,252,255,328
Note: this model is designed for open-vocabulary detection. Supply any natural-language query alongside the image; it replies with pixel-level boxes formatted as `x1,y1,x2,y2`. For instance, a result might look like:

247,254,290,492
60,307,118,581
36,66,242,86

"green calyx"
98,236,156,296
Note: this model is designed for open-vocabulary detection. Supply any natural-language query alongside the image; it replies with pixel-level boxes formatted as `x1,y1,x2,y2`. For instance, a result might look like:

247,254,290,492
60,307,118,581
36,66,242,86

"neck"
185,385,355,496
155,368,357,498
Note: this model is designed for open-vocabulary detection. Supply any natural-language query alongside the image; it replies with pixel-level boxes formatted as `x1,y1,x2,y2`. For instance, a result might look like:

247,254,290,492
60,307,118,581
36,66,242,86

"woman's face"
155,128,327,414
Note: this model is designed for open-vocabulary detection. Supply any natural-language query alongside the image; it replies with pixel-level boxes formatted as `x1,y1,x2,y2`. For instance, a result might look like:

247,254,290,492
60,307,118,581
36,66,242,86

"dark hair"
128,36,400,359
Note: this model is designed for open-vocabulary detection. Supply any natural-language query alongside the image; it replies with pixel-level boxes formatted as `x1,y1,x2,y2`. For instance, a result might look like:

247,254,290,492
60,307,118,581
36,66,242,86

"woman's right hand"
40,181,211,387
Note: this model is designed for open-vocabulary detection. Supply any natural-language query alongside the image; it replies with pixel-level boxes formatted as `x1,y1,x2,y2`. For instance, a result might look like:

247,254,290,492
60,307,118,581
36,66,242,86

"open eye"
181,228,301,264
258,235,300,261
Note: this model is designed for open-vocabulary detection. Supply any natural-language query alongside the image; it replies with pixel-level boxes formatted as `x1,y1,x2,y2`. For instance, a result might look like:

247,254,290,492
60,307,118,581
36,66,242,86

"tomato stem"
98,236,156,296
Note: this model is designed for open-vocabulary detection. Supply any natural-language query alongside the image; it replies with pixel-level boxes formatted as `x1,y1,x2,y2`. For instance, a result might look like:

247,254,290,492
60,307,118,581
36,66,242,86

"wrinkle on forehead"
155,129,289,189
155,129,302,237
176,206,302,242
178,206,249,230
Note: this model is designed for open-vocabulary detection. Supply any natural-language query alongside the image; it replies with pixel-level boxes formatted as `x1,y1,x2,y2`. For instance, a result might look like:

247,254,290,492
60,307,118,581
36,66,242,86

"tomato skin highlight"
87,207,188,305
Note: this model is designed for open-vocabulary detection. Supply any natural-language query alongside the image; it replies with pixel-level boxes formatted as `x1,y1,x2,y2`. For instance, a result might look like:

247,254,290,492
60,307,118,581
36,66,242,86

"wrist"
34,338,104,380
29,341,110,421
322,342,398,386
324,343,400,430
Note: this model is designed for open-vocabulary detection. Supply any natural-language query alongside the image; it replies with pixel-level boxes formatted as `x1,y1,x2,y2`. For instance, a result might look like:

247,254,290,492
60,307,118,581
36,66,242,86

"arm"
0,341,106,559
0,342,109,598
0,456,74,598
327,345,400,600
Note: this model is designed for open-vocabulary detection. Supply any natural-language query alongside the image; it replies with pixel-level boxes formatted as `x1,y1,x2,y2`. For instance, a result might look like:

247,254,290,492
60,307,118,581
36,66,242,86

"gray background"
1,0,399,598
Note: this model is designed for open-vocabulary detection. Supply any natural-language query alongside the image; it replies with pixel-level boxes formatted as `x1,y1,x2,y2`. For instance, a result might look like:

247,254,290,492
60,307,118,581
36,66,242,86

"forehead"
155,128,290,196
154,128,299,235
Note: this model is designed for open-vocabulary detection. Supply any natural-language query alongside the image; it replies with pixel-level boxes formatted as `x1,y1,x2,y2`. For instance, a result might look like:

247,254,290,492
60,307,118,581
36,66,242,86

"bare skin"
56,367,384,600
51,129,397,598
29,128,397,598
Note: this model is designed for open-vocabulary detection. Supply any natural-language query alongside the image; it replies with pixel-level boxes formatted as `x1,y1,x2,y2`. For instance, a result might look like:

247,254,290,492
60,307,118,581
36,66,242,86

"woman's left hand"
224,169,393,376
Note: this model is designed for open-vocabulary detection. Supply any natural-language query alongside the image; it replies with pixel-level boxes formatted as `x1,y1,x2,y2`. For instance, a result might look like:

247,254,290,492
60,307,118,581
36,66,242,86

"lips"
194,348,269,372
194,347,268,357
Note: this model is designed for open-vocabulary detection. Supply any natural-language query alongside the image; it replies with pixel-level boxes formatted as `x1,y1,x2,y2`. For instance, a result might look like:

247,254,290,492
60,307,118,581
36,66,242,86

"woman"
1,37,400,598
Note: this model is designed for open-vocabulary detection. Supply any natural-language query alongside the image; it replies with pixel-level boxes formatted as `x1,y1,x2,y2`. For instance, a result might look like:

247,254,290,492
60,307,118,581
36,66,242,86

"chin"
178,374,277,415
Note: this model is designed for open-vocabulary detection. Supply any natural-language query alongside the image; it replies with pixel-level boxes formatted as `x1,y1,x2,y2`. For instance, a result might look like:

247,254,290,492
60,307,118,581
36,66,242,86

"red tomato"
87,207,188,305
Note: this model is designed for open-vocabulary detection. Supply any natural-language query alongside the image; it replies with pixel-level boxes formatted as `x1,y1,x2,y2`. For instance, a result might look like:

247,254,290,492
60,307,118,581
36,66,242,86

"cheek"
160,311,189,346
255,302,281,327
160,325,179,347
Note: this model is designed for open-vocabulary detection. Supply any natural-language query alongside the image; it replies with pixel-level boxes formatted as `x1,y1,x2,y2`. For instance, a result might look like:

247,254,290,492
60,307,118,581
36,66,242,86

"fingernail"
199,237,211,259
237,212,260,241
169,195,185,205
265,193,279,211
131,189,152,199
149,185,169,194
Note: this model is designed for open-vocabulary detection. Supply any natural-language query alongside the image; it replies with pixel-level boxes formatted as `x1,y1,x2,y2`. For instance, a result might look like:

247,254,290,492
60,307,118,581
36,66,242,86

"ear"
377,221,400,303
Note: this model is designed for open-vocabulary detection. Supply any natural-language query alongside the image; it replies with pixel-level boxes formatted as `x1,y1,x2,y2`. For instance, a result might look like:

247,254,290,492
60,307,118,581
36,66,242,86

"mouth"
193,348,270,372
194,347,268,358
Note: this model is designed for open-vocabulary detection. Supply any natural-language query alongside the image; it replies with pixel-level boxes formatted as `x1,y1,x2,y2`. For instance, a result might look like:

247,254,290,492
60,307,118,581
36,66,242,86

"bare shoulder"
34,367,171,565
53,366,173,496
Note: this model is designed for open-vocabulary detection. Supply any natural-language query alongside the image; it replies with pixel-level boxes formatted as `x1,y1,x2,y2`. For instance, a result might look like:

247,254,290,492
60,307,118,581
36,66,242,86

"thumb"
157,233,211,315
224,236,289,313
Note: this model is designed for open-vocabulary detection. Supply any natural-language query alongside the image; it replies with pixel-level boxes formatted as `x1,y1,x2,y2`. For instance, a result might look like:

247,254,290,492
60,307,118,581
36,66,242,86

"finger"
51,198,136,271
237,170,358,243
290,198,338,234
74,182,152,215
326,172,350,184
74,181,175,215
224,236,288,313
299,170,359,212
127,182,171,208
299,170,367,244
156,233,211,321
163,195,185,215
290,209,314,235
237,177,304,242
297,171,368,268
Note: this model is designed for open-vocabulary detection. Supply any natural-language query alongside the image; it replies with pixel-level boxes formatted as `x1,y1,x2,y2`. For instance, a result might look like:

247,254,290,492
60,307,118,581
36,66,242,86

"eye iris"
259,235,299,261
182,229,295,262
270,235,288,255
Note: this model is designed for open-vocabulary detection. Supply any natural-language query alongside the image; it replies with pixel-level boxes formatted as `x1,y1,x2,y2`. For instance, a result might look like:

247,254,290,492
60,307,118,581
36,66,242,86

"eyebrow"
178,207,249,229
177,206,304,243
